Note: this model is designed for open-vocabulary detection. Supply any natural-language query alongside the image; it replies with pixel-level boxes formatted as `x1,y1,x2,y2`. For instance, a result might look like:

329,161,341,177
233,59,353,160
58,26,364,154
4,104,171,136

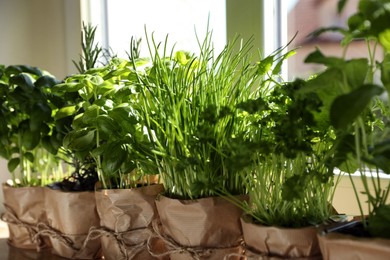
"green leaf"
347,13,363,31
109,106,138,132
381,53,390,93
368,204,390,239
345,59,369,89
81,105,100,125
24,152,34,162
101,142,127,174
9,73,35,92
21,129,40,150
96,81,115,96
258,55,274,75
96,114,121,137
55,105,77,120
7,158,20,172
63,129,95,151
34,75,61,88
379,29,390,52
30,103,52,131
42,136,57,155
79,81,95,100
337,0,347,13
304,49,344,67
174,51,191,65
330,84,383,129
5,65,42,77
282,174,307,201
53,82,84,93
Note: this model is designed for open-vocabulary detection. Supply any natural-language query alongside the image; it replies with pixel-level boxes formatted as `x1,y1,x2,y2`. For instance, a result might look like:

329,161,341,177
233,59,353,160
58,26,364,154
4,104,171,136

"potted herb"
130,31,286,259
229,77,338,259
34,23,103,259
303,0,390,258
53,36,166,259
0,64,70,250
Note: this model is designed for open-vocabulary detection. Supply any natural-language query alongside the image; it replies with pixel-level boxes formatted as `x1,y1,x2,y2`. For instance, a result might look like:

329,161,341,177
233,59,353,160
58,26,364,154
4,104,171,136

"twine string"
1,204,43,250
34,222,80,251
147,219,243,260
84,226,152,259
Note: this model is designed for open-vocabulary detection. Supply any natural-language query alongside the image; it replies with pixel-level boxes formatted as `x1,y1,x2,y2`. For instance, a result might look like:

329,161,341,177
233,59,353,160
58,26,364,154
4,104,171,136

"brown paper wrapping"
318,232,390,260
95,184,165,260
241,215,322,260
153,195,247,260
41,187,101,259
1,183,47,250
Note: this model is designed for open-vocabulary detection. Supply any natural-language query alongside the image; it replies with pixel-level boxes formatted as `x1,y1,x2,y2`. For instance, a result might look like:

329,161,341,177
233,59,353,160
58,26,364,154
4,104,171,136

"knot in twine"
34,223,80,251
147,219,244,260
1,205,43,250
85,226,152,259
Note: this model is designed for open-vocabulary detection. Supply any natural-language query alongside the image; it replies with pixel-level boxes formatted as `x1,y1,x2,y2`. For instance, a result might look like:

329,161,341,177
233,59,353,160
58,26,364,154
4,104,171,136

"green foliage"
308,0,390,238
130,29,296,200
54,57,153,189
233,78,336,227
0,65,71,186
72,23,103,73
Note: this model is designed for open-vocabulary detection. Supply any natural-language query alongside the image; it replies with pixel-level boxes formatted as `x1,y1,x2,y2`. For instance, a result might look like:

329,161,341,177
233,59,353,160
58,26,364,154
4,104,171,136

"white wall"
0,0,82,213
0,0,81,79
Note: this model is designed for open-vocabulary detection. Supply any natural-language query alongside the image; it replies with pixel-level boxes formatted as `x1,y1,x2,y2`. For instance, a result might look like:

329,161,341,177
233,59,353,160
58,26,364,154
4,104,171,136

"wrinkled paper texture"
95,184,165,260
2,184,47,249
318,232,390,260
44,188,101,259
241,215,322,259
155,195,247,260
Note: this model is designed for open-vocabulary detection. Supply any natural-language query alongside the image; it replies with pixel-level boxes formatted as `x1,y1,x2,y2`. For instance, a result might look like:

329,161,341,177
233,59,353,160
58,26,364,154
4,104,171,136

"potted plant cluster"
7,1,390,258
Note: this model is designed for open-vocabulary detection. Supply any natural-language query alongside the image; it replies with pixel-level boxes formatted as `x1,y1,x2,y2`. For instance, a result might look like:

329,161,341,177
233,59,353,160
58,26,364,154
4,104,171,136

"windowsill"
334,169,390,179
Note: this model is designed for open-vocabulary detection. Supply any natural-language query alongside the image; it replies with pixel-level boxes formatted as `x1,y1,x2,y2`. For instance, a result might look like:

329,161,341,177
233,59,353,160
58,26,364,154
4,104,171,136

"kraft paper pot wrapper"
95,184,165,260
1,184,47,250
95,184,164,232
241,214,322,259
42,188,101,259
151,195,247,259
318,231,390,260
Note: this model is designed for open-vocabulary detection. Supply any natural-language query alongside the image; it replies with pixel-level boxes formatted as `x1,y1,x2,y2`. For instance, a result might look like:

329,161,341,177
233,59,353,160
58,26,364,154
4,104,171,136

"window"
83,0,226,58
82,0,367,80
287,0,382,80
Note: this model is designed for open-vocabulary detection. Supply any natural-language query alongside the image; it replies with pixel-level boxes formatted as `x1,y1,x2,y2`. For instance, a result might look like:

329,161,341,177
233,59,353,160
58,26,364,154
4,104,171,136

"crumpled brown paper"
94,184,165,260
40,187,102,259
318,231,390,260
1,183,47,250
241,215,322,259
152,195,247,260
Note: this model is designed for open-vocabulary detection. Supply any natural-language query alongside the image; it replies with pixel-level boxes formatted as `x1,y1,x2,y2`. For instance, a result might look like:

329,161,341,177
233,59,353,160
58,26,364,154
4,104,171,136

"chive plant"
131,31,288,199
